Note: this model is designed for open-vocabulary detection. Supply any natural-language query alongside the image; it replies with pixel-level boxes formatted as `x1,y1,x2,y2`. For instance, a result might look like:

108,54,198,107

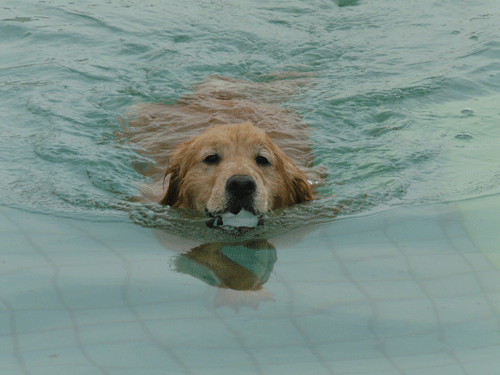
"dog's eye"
256,155,270,166
203,154,220,165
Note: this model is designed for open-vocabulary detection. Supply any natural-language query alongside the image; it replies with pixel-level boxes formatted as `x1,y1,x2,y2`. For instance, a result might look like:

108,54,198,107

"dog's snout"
226,175,256,198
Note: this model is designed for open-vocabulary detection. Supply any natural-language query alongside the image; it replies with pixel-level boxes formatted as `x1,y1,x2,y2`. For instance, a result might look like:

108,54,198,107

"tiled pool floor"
1,195,499,375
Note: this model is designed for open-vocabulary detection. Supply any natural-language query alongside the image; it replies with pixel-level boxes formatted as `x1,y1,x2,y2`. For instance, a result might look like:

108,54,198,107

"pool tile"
262,360,332,375
252,344,326,368
56,283,127,311
1,256,52,283
333,242,401,261
277,238,336,263
433,295,493,324
463,358,500,375
449,235,478,253
0,212,20,233
291,281,366,312
0,233,38,254
0,348,19,372
49,251,125,268
0,310,11,337
459,344,500,362
421,273,483,298
295,310,374,344
2,195,500,373
133,299,207,321
274,260,346,283
373,299,438,336
316,339,380,362
225,317,307,348
5,210,82,236
442,318,500,349
16,327,81,353
344,256,412,281
440,221,469,238
0,370,22,375
408,253,472,278
333,357,398,374
462,253,498,272
383,332,444,357
2,276,63,310
72,306,138,327
78,321,146,345
386,217,445,242
189,365,261,375
14,309,73,335
391,352,456,370
327,228,392,246
85,340,184,370
405,364,469,375
476,272,500,292
172,346,255,370
359,279,426,300
144,317,241,349
28,233,111,255
394,238,456,255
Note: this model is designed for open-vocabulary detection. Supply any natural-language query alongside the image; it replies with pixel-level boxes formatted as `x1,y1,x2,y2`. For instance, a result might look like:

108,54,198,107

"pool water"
1,0,500,374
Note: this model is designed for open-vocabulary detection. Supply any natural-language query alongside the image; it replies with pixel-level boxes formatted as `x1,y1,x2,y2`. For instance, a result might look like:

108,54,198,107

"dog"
121,76,315,226
161,122,312,219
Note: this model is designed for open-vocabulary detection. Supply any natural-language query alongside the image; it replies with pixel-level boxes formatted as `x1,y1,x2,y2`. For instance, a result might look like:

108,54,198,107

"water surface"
2,0,499,228
1,1,500,374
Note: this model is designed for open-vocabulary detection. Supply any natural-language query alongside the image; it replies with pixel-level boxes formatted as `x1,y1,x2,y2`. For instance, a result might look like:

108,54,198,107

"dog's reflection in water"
173,239,277,311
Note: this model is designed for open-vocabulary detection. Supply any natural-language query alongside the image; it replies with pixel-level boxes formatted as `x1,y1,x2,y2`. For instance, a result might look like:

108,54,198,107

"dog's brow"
200,147,220,159
254,143,271,156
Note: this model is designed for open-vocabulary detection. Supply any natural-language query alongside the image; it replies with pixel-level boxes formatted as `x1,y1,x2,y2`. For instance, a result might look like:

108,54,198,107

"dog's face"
160,122,312,217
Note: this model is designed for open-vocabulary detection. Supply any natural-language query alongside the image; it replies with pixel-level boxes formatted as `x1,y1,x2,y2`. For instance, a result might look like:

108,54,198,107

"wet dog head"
160,122,312,218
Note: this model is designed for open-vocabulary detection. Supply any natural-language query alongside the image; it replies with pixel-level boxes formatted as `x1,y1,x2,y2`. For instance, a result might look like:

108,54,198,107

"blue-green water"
2,0,499,232
2,2,500,374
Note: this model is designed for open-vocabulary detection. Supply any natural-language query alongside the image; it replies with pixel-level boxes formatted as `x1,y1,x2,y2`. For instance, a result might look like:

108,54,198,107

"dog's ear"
159,142,191,207
290,171,313,204
274,147,313,206
159,161,181,206
160,175,180,206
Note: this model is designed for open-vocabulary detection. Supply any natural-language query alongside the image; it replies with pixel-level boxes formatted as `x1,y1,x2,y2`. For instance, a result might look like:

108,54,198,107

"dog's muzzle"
225,175,258,215
206,175,263,229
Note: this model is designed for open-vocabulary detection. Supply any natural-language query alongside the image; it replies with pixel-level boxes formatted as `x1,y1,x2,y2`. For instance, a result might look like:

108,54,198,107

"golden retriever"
121,76,315,226
161,122,312,219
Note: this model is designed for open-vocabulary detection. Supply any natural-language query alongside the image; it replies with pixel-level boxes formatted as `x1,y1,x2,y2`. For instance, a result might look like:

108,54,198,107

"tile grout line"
0,297,30,375
274,271,337,375
68,221,194,375
438,205,500,341
382,216,470,375
5,215,111,375
211,305,264,375
324,226,408,375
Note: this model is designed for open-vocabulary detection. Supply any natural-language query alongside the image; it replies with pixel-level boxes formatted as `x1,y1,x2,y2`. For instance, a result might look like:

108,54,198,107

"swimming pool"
1,0,500,374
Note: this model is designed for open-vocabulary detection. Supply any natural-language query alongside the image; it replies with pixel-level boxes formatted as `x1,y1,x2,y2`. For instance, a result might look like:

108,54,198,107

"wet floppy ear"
274,145,313,206
159,158,181,206
289,168,313,204
159,141,192,206
160,167,180,207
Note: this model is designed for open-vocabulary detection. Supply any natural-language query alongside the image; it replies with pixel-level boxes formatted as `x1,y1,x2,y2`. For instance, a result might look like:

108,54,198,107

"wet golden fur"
121,75,315,216
161,122,312,215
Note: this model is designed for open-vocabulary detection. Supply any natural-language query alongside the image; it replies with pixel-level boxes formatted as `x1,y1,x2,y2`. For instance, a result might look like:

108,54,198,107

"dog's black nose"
226,175,256,198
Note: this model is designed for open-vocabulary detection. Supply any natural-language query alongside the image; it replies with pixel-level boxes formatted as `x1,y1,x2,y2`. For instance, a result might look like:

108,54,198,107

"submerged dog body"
162,122,312,217
121,76,315,222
